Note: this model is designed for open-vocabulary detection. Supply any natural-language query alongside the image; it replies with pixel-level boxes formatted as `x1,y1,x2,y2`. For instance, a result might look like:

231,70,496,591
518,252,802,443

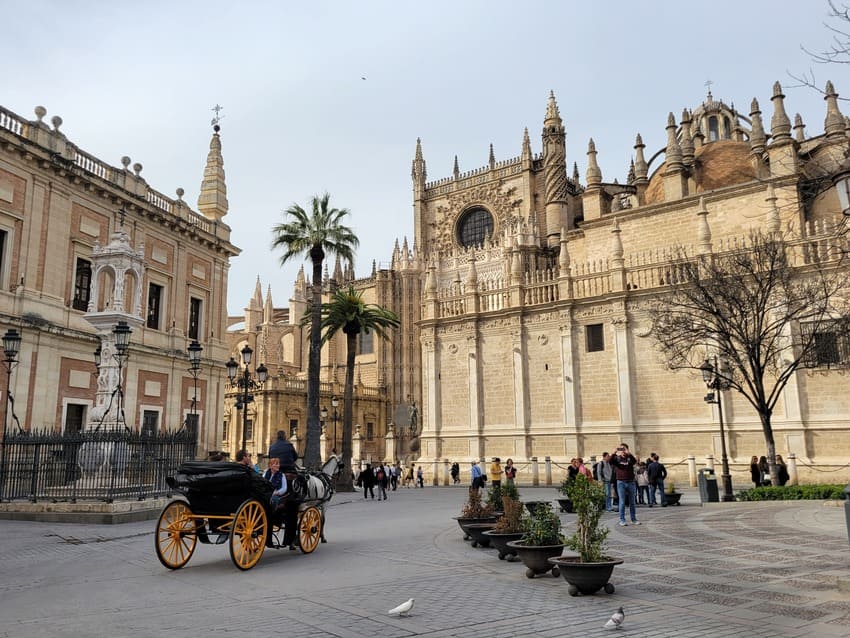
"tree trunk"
335,331,358,492
304,249,324,470
761,412,777,486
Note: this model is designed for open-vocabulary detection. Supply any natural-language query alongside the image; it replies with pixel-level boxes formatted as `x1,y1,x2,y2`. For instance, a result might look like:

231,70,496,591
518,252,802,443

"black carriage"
155,461,326,570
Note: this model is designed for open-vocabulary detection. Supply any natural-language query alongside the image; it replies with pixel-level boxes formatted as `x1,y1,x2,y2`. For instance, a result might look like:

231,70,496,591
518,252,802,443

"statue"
409,400,418,434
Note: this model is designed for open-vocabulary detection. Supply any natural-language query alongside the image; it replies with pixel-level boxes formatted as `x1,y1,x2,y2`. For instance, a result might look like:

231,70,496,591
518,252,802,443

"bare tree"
651,231,850,485
791,1,850,95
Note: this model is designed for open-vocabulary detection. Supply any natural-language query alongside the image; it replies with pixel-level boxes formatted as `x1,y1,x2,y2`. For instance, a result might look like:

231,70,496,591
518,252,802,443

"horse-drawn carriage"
155,457,337,570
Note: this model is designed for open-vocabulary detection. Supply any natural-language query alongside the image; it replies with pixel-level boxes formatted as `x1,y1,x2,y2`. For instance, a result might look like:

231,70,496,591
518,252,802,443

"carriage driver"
269,430,297,472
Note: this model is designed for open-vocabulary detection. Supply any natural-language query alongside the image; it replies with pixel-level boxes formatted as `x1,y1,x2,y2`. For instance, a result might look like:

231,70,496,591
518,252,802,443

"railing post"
688,454,697,487
544,456,552,486
531,456,539,486
787,452,798,486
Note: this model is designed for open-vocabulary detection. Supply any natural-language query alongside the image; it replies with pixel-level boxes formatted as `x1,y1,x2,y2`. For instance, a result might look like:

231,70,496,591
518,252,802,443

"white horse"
292,456,340,542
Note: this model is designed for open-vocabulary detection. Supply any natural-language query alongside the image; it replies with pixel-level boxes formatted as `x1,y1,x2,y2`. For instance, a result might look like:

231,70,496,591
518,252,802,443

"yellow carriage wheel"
155,500,198,570
228,499,268,571
298,506,322,554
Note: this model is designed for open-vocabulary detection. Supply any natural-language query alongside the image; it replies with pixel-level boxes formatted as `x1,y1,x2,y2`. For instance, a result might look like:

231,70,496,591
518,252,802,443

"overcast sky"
3,1,840,315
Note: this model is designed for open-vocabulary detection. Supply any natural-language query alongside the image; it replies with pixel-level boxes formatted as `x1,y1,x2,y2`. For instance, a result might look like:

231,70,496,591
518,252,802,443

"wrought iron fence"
0,428,197,503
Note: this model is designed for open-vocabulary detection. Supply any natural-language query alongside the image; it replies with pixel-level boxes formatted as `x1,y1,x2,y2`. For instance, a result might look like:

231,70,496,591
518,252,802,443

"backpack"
376,468,385,481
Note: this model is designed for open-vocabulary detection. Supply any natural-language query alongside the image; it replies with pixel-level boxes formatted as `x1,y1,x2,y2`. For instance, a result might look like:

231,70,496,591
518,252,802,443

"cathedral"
236,80,850,485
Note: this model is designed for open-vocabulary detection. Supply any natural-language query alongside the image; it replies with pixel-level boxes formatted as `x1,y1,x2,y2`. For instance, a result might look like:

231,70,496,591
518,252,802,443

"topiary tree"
564,473,610,562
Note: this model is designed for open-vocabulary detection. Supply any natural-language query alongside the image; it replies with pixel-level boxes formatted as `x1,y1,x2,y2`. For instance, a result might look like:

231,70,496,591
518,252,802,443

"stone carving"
431,182,522,252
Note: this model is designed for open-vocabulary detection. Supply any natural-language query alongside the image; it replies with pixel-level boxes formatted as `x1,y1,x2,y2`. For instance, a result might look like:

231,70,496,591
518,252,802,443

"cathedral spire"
824,80,845,139
542,91,570,240
488,143,496,169
749,98,766,154
633,134,648,182
680,109,695,165
664,112,683,168
251,276,263,310
412,137,427,182
521,127,532,163
453,155,460,179
264,285,273,324
793,113,805,142
770,81,792,143
197,120,229,222
586,138,602,186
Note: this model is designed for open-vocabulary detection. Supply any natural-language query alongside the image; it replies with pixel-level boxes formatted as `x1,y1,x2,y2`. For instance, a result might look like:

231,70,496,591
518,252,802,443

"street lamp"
330,396,339,454
700,356,734,502
226,344,268,454
2,328,22,437
113,321,132,429
186,340,203,439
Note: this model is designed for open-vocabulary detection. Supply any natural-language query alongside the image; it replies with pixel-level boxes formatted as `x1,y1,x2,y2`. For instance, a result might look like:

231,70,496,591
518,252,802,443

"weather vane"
704,79,714,95
211,104,224,127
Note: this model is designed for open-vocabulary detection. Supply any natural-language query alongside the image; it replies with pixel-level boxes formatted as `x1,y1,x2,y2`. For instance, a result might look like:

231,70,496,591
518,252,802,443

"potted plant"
454,488,496,541
506,502,565,578
663,480,682,506
483,491,525,560
549,473,622,596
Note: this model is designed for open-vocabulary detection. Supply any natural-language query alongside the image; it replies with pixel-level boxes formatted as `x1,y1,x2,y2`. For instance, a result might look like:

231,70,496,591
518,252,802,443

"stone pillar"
787,452,798,486
687,455,697,487
706,454,715,471
443,458,450,486
384,424,396,463
531,456,539,486
352,424,362,467
544,456,552,486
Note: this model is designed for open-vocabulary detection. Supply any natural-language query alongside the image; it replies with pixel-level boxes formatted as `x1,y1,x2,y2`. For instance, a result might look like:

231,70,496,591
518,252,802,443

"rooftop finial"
704,79,714,101
211,104,224,131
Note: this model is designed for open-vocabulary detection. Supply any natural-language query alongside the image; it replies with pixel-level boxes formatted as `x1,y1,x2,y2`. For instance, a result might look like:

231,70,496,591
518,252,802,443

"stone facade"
0,105,238,455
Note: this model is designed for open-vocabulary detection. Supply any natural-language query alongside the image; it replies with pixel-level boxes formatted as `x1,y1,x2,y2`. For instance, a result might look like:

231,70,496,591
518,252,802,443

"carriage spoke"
155,501,197,570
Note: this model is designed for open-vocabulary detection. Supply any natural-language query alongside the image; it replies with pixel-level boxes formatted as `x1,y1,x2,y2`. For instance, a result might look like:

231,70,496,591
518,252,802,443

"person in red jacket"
609,443,640,527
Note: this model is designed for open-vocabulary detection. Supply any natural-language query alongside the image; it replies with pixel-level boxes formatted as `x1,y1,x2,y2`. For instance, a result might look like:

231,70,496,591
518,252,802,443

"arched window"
456,207,494,248
708,116,719,141
723,116,732,139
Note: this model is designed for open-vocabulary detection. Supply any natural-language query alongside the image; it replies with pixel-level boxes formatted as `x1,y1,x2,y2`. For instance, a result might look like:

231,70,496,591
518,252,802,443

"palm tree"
320,286,400,491
271,193,358,469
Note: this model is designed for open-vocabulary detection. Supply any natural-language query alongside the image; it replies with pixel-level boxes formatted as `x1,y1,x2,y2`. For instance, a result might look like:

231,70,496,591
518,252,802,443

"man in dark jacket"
647,453,668,507
610,443,640,527
268,430,297,472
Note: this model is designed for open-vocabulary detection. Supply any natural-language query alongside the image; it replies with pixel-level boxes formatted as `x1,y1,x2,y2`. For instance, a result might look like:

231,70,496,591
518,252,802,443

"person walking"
635,461,650,505
391,462,401,491
376,464,389,500
504,459,517,485
416,465,424,488
758,455,771,486
470,460,484,493
749,455,761,489
357,463,376,500
450,461,460,484
596,453,614,511
647,453,667,507
775,454,790,486
610,444,640,526
489,457,503,488
404,464,415,488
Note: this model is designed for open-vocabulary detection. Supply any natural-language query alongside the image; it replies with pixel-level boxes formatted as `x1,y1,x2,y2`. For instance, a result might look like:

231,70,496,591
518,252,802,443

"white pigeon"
388,598,415,617
603,606,625,630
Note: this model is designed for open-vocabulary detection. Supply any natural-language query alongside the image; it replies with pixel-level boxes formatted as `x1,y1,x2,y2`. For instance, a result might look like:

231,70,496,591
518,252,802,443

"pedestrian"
636,461,649,505
610,443,640,526
470,460,484,493
595,453,615,511
567,458,579,482
416,465,424,488
268,429,298,472
504,459,516,484
577,457,593,480
489,457,503,488
391,461,401,491
357,463,376,500
404,464,414,487
775,454,790,486
647,453,667,507
450,461,460,484
376,463,389,500
749,455,761,489
758,455,771,486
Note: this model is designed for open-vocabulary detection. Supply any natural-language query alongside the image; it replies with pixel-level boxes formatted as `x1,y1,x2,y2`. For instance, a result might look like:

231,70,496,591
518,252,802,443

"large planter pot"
482,530,524,560
465,522,497,548
506,540,565,578
523,501,551,517
662,492,682,506
548,556,624,596
454,516,497,540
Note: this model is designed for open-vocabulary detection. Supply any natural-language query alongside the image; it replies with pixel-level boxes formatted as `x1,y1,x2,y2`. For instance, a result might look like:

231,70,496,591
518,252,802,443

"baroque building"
0,104,238,454
236,81,850,484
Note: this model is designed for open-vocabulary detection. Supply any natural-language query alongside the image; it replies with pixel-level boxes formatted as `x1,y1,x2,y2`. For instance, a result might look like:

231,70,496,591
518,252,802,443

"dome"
644,141,755,205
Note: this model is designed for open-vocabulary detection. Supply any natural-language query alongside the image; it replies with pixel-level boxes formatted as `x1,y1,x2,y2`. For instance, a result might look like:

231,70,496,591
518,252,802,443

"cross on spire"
211,104,224,127
704,79,714,99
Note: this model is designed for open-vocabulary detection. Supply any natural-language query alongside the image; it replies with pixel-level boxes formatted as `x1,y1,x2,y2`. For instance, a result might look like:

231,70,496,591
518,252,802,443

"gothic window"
723,116,732,139
359,329,374,355
188,297,202,340
147,283,163,329
801,321,849,368
72,258,92,311
456,207,494,248
708,116,719,142
586,323,604,352
366,422,374,441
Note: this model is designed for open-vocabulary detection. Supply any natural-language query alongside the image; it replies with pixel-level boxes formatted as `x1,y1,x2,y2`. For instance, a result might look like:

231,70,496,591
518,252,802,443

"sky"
3,1,842,315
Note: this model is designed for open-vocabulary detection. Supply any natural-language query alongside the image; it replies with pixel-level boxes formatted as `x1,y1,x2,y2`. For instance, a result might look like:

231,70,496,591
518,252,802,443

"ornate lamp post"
2,328,22,438
700,356,734,502
112,321,132,429
330,396,339,454
225,344,268,454
187,340,203,438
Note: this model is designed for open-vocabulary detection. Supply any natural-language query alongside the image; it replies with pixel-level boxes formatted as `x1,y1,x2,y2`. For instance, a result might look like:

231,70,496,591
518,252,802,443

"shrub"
486,481,520,512
460,489,494,518
520,502,564,546
563,473,610,562
736,484,846,501
493,495,524,534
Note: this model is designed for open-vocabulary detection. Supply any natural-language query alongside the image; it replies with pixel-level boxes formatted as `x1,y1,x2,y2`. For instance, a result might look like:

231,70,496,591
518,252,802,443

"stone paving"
0,486,848,637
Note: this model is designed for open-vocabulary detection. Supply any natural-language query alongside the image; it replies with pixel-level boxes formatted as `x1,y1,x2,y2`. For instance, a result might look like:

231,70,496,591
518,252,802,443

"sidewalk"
0,486,848,637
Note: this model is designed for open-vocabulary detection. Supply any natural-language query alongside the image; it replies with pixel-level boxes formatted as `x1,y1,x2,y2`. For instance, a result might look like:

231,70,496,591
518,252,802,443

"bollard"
544,456,552,486
443,458,450,486
688,455,697,487
531,456,540,486
706,454,715,471
845,485,850,546
787,453,798,486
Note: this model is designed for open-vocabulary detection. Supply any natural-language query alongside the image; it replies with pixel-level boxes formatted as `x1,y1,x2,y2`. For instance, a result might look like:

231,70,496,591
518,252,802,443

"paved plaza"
0,486,849,637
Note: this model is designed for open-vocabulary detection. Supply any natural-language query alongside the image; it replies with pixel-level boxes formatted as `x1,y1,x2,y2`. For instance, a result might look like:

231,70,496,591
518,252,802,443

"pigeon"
388,598,415,617
603,606,625,629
